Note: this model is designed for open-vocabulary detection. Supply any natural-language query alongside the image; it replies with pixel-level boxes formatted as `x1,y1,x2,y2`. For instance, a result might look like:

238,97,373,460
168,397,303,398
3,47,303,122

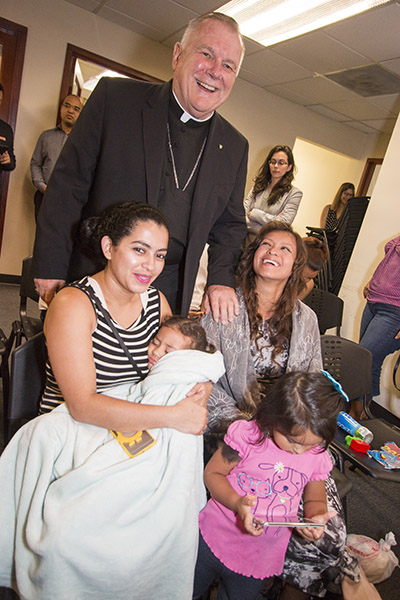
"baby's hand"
295,510,336,541
235,496,264,537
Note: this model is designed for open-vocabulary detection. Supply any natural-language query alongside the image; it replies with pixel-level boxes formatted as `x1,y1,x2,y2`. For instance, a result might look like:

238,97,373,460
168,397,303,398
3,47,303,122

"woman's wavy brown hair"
252,145,296,206
236,221,307,362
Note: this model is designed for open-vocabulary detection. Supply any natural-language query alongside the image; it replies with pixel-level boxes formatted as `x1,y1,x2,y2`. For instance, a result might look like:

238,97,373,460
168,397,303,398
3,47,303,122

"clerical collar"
172,90,214,123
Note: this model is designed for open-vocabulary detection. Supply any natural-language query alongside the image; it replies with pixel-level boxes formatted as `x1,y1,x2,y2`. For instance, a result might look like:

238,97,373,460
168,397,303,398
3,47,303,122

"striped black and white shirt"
40,277,161,413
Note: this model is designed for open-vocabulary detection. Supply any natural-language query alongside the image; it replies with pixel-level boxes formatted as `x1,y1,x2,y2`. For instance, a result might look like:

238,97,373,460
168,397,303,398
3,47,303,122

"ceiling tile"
242,37,266,57
325,97,395,120
324,2,400,62
162,27,186,48
65,0,101,9
366,93,400,114
306,104,349,121
275,75,360,105
100,0,197,35
173,0,222,12
238,68,274,87
261,84,311,105
97,6,168,40
361,118,397,134
381,58,400,77
242,48,312,84
270,31,370,74
341,121,380,134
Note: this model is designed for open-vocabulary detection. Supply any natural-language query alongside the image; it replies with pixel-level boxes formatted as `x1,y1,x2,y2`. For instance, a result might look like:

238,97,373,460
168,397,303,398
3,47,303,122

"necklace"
166,123,207,192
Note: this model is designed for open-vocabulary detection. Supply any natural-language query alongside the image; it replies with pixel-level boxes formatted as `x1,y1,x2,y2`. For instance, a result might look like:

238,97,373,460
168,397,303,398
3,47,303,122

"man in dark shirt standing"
30,95,82,221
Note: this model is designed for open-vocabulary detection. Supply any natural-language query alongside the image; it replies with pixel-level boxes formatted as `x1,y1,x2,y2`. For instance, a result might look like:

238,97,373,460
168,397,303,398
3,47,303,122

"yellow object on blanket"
110,429,156,458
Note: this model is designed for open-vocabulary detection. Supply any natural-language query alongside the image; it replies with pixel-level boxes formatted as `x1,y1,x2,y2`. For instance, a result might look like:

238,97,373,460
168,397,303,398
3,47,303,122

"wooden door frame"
58,44,163,110
0,17,27,250
357,157,383,197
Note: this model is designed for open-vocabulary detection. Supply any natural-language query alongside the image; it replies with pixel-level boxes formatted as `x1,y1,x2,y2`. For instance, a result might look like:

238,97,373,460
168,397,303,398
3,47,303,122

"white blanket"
0,350,225,600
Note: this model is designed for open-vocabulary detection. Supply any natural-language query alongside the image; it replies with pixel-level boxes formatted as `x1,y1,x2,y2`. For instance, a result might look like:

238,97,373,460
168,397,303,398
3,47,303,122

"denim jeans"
359,301,400,396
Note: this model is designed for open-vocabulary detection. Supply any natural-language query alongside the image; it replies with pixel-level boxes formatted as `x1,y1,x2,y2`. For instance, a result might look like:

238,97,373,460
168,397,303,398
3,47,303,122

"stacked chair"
329,196,369,295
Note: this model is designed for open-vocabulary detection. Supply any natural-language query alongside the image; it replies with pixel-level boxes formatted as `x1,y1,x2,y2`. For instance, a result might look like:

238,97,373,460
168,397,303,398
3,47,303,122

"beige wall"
292,137,365,236
340,114,400,416
1,0,391,276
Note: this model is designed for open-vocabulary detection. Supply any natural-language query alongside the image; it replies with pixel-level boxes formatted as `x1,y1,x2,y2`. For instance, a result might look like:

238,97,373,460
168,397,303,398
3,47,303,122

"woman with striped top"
41,201,209,435
320,182,355,232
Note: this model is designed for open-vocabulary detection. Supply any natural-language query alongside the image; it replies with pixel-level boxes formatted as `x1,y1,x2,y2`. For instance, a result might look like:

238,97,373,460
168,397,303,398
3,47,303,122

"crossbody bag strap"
85,284,146,380
393,352,400,392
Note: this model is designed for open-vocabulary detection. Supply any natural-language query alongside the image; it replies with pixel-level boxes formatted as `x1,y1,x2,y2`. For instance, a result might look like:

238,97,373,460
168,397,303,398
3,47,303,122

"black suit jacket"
33,78,248,314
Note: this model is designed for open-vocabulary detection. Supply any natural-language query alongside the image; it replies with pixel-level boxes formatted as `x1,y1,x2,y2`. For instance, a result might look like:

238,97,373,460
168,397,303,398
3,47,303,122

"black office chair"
5,331,47,444
303,288,343,335
321,335,400,482
17,256,43,344
331,465,353,519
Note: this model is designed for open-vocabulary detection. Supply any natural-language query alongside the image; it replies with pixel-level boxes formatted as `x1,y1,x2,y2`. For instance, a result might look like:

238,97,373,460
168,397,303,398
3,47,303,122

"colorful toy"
345,435,370,453
367,442,400,469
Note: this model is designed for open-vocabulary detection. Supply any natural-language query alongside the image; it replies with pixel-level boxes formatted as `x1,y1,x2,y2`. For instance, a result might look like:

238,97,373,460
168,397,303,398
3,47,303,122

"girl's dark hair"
161,315,216,353
331,182,355,212
236,221,307,361
78,202,169,261
252,145,296,206
255,371,346,450
303,236,329,272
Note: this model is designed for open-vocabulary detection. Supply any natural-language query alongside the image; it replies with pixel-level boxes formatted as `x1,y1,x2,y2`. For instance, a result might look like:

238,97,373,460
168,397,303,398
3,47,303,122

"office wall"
340,114,400,416
0,0,389,275
292,137,364,236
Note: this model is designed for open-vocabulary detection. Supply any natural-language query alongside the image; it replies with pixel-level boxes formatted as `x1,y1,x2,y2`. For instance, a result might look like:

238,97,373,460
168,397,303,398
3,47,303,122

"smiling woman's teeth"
262,259,279,266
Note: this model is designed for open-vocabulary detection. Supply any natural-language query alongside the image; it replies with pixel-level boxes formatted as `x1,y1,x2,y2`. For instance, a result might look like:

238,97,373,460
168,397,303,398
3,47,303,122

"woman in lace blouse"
202,221,358,599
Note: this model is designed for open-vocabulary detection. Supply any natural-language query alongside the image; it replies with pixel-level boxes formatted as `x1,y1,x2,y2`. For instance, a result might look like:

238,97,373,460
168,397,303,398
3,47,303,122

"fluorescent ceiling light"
218,0,392,47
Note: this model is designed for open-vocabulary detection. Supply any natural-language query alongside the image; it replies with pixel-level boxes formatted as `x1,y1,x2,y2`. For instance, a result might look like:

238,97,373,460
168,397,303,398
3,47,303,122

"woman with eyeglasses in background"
320,182,355,232
244,144,302,244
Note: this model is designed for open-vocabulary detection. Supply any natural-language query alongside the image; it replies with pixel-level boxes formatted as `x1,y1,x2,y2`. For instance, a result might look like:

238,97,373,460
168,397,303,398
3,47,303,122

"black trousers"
153,262,185,314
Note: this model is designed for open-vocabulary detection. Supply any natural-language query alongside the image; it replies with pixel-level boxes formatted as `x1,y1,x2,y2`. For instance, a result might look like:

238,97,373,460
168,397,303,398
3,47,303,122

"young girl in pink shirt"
193,371,347,600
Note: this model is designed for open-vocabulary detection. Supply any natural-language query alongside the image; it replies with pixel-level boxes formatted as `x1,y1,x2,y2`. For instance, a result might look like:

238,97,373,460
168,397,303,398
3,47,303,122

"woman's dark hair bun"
76,201,169,264
77,215,104,260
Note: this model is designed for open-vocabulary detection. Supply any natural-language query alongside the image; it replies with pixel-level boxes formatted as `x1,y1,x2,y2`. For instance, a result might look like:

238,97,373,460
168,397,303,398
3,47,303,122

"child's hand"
235,496,264,537
295,510,336,541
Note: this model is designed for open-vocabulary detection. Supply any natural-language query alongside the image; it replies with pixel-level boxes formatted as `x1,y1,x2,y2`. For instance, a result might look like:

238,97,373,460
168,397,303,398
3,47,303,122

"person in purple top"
353,234,400,418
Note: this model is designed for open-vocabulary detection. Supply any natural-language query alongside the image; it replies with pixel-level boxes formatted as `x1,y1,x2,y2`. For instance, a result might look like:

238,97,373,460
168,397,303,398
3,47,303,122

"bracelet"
303,500,326,505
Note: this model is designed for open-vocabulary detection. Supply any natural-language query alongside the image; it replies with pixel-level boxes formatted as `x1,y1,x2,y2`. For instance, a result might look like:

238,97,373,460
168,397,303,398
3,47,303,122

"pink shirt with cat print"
199,420,332,579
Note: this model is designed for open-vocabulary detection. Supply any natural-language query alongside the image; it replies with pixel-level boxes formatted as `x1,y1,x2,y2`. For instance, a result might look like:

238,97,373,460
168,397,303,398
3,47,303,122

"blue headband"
321,370,349,402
